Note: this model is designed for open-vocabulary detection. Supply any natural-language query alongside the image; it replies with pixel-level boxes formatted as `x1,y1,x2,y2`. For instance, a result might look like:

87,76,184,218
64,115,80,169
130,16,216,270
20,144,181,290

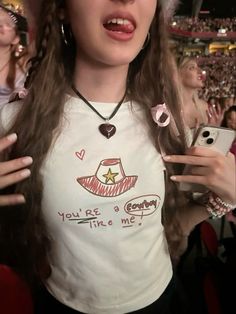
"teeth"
123,20,130,25
107,18,131,25
117,18,123,25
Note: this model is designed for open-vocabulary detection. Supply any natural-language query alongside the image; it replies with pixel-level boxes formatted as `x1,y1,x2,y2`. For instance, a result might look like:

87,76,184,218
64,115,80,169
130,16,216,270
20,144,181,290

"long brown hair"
0,0,187,283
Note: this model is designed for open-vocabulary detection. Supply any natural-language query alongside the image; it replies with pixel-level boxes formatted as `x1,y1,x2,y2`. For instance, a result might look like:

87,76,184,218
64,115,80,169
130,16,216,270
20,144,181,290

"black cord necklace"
71,84,126,139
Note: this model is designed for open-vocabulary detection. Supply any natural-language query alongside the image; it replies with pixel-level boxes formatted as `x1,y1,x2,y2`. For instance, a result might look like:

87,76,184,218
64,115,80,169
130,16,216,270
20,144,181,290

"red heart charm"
99,123,116,139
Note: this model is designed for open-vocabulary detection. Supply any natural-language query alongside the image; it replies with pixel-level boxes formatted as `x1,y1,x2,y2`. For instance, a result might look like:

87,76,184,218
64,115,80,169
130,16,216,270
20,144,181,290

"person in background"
177,56,224,137
0,1,235,313
0,2,28,107
222,105,236,156
222,105,236,130
177,56,208,129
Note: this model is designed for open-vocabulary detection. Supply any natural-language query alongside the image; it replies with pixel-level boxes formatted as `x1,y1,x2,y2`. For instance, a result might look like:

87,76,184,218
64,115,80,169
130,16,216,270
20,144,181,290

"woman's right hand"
0,133,33,206
207,103,225,126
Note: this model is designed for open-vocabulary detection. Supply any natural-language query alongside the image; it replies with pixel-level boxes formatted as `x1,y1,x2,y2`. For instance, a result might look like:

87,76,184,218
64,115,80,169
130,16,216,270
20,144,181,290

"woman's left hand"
206,104,225,126
163,146,236,204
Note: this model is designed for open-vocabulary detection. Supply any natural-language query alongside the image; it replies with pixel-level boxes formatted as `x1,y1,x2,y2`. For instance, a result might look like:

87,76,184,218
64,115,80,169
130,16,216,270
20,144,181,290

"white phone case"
179,125,236,192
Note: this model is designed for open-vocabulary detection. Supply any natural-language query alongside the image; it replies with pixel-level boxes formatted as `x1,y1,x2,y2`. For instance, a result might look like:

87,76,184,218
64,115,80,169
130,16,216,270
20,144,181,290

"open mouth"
198,74,204,81
103,17,135,33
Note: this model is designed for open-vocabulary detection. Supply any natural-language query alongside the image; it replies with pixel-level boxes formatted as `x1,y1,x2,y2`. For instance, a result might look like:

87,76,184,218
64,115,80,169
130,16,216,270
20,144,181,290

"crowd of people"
170,16,236,33
0,1,235,314
169,17,235,103
198,53,236,101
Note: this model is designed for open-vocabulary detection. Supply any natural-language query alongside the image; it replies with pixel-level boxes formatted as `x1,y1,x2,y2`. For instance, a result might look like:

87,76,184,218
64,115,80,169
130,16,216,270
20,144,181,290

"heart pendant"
99,123,116,139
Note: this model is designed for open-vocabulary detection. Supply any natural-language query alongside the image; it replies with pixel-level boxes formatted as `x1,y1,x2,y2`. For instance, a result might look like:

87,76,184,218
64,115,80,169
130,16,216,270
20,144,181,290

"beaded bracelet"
197,191,236,219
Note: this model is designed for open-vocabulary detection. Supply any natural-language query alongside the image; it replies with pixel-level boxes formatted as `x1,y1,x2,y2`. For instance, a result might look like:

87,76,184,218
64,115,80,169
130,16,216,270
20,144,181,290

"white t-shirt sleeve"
0,101,22,136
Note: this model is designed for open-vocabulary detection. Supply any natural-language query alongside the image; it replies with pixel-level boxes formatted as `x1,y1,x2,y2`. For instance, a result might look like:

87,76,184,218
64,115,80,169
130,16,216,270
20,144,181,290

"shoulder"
0,101,22,135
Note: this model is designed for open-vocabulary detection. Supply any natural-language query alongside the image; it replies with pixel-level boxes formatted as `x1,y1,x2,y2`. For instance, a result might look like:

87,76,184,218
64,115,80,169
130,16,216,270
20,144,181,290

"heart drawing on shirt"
75,150,85,160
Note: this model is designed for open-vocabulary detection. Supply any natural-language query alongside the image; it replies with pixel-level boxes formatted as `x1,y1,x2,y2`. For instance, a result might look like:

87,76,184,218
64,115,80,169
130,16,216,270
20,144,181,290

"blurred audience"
170,17,236,33
170,16,235,103
198,54,235,102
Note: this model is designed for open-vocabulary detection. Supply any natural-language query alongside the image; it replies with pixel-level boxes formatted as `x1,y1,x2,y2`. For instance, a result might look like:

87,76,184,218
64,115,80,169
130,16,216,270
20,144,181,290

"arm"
165,202,210,262
163,146,235,259
176,201,210,237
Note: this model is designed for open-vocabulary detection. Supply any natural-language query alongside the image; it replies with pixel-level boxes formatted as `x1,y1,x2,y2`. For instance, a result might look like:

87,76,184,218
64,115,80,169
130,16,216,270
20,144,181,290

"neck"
73,58,128,103
181,86,197,107
0,46,11,68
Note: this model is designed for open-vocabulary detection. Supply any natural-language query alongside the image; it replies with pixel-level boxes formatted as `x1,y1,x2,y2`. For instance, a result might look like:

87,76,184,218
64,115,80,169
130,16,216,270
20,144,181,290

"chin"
102,53,141,67
195,82,204,88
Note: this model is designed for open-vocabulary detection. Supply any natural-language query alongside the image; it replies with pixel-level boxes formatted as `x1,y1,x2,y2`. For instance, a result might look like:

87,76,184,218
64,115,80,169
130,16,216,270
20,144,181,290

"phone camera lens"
202,131,210,138
206,138,214,145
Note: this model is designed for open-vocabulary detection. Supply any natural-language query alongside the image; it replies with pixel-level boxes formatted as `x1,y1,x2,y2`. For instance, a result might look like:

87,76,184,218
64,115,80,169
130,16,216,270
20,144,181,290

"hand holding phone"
179,125,236,192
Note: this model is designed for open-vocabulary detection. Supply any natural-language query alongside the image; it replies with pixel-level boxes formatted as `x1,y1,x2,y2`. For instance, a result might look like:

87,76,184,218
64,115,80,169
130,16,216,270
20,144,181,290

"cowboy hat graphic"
77,158,138,197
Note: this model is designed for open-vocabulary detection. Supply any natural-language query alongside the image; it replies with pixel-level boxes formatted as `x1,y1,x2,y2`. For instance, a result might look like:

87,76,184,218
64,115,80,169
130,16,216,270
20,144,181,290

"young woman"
0,1,235,313
0,3,28,107
177,56,224,131
222,105,236,131
221,105,236,159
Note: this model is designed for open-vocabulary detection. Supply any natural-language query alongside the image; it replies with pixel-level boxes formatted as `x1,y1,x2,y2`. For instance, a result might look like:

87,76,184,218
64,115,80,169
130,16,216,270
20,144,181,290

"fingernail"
163,155,171,160
22,157,33,165
16,195,26,203
20,169,31,178
170,176,177,181
7,133,17,142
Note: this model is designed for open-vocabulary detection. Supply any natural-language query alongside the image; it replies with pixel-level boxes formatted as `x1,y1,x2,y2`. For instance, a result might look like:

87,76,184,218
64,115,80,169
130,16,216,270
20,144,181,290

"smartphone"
179,125,236,192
